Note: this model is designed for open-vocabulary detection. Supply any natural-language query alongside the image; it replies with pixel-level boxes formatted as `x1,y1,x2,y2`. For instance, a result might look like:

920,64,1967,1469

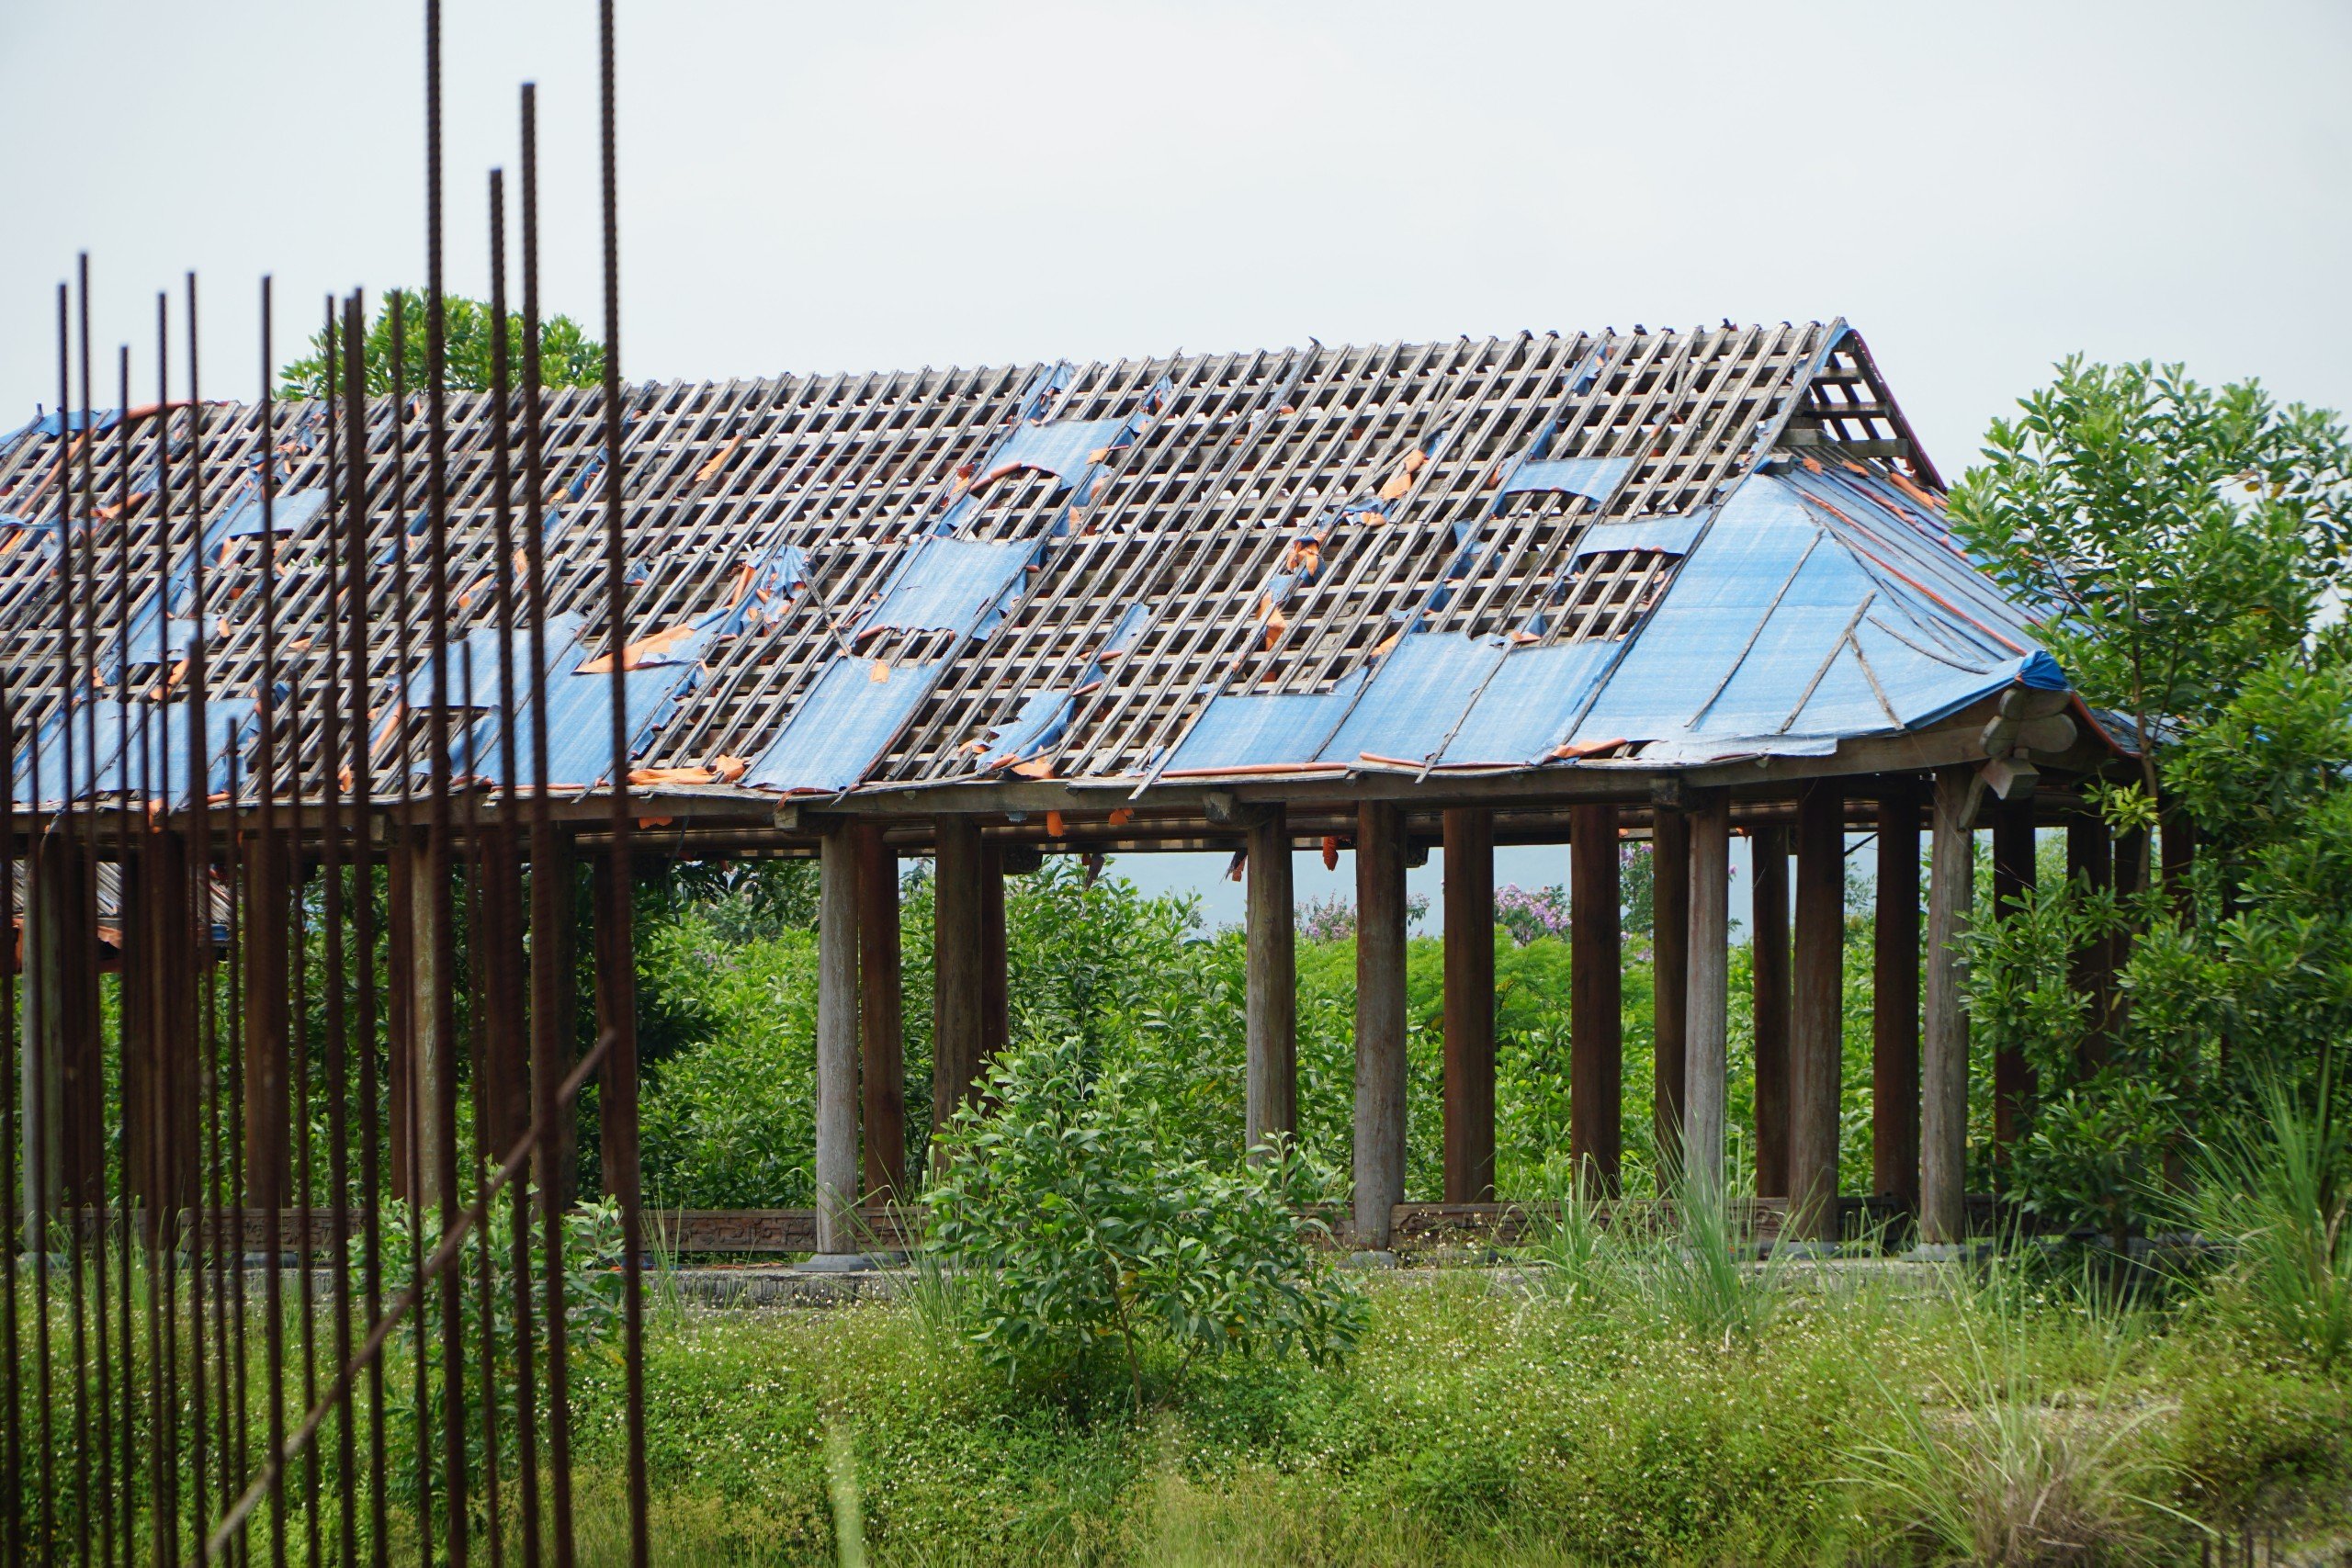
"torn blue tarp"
24,409,124,438
742,657,947,793
404,622,529,709
982,417,1139,490
1438,639,1623,765
452,612,711,788
12,700,132,805
978,603,1153,770
1567,471,2056,760
1160,671,1369,774
75,697,261,805
701,540,807,638
218,487,327,541
1501,455,1634,503
114,614,210,671
1570,514,1704,559
860,536,1040,642
1317,634,1507,765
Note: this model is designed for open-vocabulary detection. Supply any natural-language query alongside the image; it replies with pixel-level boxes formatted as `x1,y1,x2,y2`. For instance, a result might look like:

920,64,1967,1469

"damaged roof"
0,320,2077,816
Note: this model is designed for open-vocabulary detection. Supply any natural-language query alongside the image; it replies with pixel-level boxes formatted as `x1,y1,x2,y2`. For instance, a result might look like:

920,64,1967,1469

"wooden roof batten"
0,320,2105,852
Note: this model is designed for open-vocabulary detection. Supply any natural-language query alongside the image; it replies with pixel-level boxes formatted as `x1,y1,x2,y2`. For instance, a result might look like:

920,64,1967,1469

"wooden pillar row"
1872,782,1921,1212
1683,791,1732,1200
1442,807,1495,1203
1651,806,1690,1179
814,825,861,1256
1750,822,1791,1199
857,823,907,1201
1244,807,1296,1158
1921,765,1977,1249
1352,802,1408,1251
932,817,986,1141
1569,803,1622,1193
1789,783,1845,1245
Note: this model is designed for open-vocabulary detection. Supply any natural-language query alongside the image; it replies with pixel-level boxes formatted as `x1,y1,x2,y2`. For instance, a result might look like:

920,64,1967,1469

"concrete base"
1343,1249,1399,1269
1772,1239,1841,1261
796,1251,877,1274
1908,1241,1984,1263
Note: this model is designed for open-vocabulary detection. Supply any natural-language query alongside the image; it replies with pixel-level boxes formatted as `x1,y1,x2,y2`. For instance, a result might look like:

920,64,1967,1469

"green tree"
1948,358,2352,804
278,287,604,400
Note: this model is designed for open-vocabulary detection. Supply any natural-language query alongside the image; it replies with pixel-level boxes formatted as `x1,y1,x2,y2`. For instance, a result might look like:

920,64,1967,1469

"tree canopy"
277,288,603,400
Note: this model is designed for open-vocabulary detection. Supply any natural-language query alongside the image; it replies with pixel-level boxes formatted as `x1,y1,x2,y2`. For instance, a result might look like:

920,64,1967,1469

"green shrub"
922,1034,1365,1416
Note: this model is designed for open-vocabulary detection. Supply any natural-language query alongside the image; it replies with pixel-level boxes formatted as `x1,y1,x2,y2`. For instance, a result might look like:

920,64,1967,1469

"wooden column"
1651,807,1690,1179
1789,783,1845,1245
19,832,71,1234
1872,783,1921,1212
813,825,861,1255
1684,791,1732,1201
1921,765,1977,1248
1244,806,1296,1158
856,823,906,1201
243,829,294,1210
387,828,417,1205
1442,807,1495,1202
1353,802,1408,1251
2161,809,2196,916
1991,796,2038,1156
130,833,201,1221
529,828,581,1207
980,840,1009,1062
2066,813,2113,1076
1570,803,1623,1193
1750,822,1792,1198
932,817,986,1138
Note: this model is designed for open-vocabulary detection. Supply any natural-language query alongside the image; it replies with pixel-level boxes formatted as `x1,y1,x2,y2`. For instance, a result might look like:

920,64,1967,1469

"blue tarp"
860,536,1040,642
978,603,1153,770
984,416,1137,490
1161,671,1368,773
1570,514,1704,559
1439,639,1622,764
218,488,327,541
742,657,948,793
447,612,710,788
12,701,132,805
1501,455,1634,503
77,698,260,805
1317,634,1506,765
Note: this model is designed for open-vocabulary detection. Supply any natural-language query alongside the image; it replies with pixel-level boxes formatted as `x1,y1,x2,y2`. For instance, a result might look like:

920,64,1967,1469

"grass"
533,1236,2352,1567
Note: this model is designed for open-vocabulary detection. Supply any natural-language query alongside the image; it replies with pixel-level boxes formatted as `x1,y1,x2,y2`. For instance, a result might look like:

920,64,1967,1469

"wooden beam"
1872,782,1921,1211
1789,782,1844,1245
1570,803,1623,1193
1650,806,1690,1178
1684,791,1731,1200
1442,807,1496,1202
1245,806,1297,1158
1353,801,1408,1251
243,828,294,1210
856,823,906,1201
1922,765,1977,1248
932,816,985,1141
813,824,861,1255
1750,822,1792,1199
1991,795,2037,1156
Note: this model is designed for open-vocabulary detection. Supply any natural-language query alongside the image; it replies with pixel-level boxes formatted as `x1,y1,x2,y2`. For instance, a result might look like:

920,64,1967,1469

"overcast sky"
5,1,2346,923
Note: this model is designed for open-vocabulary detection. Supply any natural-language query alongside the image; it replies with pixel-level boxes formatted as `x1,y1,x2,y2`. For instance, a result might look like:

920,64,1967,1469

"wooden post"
1442,807,1495,1202
387,827,417,1206
1684,791,1732,1201
814,824,861,1256
1245,806,1296,1158
2066,813,2113,1076
1570,803,1623,1193
1991,795,2037,1156
2161,808,2196,916
857,824,906,1201
932,817,985,1138
1922,765,1977,1249
1353,802,1408,1251
980,839,1009,1062
1873,783,1921,1212
529,828,581,1207
390,829,451,1208
1651,807,1690,1179
1750,822,1792,1198
19,832,69,1235
1789,783,1844,1246
243,829,294,1210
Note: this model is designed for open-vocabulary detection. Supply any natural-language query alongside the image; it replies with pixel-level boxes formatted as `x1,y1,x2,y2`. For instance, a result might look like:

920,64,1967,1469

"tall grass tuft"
2187,1076,2352,1371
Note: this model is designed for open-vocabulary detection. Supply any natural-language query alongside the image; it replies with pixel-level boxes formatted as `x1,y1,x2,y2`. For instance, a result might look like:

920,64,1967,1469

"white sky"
5,1,2347,925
